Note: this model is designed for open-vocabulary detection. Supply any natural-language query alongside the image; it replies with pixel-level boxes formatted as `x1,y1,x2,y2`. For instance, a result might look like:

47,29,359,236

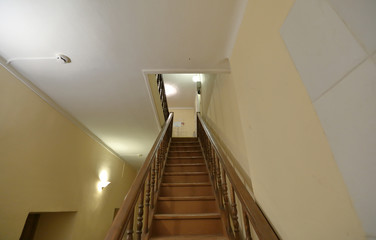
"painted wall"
0,65,137,240
170,108,196,137
281,1,376,238
200,0,365,239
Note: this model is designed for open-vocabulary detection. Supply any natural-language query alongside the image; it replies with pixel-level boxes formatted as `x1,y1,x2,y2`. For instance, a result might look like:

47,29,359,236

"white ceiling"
0,0,246,168
163,74,198,108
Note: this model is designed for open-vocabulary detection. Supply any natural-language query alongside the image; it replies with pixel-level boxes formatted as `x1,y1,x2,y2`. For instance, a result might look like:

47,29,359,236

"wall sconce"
97,170,111,191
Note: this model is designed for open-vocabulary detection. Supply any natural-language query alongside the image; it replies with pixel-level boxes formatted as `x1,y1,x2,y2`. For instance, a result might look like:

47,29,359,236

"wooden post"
126,211,134,240
136,185,145,240
230,184,240,239
144,171,151,233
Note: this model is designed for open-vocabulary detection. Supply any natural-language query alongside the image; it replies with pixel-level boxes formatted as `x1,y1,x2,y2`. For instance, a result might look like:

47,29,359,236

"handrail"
156,74,169,121
105,113,174,240
197,113,279,240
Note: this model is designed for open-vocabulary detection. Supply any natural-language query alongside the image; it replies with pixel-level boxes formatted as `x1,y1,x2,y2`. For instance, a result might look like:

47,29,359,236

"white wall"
281,1,376,238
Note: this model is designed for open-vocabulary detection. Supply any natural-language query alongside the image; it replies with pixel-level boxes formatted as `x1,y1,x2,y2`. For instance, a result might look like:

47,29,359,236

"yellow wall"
171,108,196,137
0,66,137,240
200,0,365,239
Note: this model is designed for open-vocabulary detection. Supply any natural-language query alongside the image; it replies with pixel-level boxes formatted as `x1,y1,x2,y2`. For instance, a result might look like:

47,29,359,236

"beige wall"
171,108,196,137
0,66,137,240
200,0,365,239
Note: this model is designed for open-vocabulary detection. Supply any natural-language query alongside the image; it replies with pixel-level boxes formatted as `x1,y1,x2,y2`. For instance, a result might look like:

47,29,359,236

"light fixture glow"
192,74,201,82
165,84,177,96
98,170,111,191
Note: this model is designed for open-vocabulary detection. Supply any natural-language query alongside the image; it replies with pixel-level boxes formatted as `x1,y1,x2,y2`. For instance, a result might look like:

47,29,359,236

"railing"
105,113,173,240
197,114,280,240
156,74,169,121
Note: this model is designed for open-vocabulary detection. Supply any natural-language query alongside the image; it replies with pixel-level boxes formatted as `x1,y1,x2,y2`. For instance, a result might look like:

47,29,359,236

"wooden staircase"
150,137,228,240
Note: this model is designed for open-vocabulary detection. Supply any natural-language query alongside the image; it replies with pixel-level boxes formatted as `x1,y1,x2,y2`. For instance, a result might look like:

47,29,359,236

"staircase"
150,137,228,240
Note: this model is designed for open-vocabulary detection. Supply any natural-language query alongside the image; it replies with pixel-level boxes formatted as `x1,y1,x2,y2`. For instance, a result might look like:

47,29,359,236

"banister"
105,113,173,240
197,113,279,240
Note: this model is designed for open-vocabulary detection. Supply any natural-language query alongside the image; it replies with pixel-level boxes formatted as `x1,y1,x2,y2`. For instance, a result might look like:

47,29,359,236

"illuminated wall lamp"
97,170,111,191
97,181,111,191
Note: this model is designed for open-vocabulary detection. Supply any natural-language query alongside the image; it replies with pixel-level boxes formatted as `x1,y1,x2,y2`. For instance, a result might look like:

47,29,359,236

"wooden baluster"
136,185,145,240
242,208,252,240
211,147,216,181
217,158,223,209
144,170,151,234
150,159,156,209
126,211,134,240
155,151,160,191
212,151,218,191
222,168,233,234
230,184,240,239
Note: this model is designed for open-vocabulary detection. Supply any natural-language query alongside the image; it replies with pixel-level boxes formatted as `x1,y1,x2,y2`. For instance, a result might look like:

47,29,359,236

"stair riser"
169,146,201,151
156,200,219,214
159,186,213,197
172,138,198,142
152,218,223,236
169,152,203,157
163,175,209,183
165,165,207,172
167,158,205,164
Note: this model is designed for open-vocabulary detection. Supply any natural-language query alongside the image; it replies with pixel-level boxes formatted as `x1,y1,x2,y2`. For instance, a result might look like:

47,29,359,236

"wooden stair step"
164,172,208,176
161,182,211,186
158,196,215,201
157,197,218,214
159,185,213,197
169,151,203,157
150,235,227,240
165,163,207,172
154,213,220,220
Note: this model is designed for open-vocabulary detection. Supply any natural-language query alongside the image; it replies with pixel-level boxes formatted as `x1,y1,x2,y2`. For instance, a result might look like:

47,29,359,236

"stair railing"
156,74,170,121
197,113,279,240
105,113,173,240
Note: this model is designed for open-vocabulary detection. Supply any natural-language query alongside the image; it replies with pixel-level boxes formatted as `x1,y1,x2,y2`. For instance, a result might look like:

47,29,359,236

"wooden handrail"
105,113,173,240
197,113,279,240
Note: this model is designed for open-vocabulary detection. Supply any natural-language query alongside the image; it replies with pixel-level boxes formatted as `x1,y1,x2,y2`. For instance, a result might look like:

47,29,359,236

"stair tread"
161,182,211,186
158,196,215,201
164,172,208,176
166,163,205,166
168,156,204,159
154,213,221,220
150,235,227,240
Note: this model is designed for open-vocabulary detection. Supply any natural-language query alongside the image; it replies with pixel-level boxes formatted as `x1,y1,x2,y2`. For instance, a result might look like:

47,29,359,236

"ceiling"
163,74,198,109
0,0,246,168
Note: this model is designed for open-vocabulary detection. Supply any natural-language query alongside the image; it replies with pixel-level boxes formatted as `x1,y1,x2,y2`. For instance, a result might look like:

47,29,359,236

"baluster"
212,151,218,191
155,152,159,191
144,170,151,233
136,185,145,240
230,184,240,239
242,208,252,240
126,211,134,240
211,147,216,181
150,159,156,208
222,168,232,234
217,158,223,209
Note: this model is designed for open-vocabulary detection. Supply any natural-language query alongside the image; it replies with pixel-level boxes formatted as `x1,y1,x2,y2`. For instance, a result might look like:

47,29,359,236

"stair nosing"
154,213,221,220
164,172,208,176
161,182,211,187
158,196,215,201
166,163,205,166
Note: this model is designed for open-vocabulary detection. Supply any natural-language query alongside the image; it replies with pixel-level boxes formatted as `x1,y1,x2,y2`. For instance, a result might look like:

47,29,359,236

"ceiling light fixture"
165,84,177,96
6,54,71,64
192,74,201,82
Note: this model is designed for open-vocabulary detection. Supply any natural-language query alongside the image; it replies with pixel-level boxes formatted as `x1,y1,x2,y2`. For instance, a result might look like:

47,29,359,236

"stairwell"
150,137,228,240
